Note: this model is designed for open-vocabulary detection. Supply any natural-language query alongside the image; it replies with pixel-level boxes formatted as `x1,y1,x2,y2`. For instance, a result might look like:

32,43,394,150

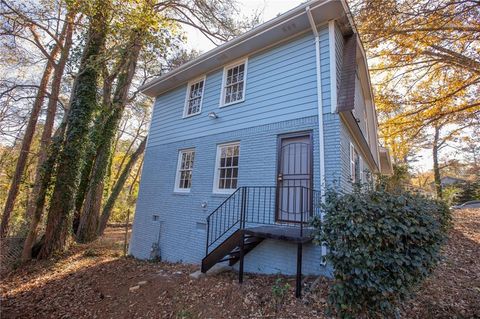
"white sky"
184,0,305,52
182,0,437,172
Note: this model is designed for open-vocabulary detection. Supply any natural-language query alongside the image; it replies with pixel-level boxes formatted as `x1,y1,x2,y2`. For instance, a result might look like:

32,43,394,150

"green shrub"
271,278,291,312
313,188,451,318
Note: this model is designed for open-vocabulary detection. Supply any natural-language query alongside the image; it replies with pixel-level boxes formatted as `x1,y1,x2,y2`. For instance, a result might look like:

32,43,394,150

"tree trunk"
21,119,67,260
76,31,144,243
0,44,60,238
433,125,443,199
21,12,75,261
97,136,146,236
72,131,97,232
38,3,110,258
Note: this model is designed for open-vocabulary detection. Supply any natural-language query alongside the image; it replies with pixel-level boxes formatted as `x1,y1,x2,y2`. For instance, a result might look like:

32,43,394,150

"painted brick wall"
130,116,335,276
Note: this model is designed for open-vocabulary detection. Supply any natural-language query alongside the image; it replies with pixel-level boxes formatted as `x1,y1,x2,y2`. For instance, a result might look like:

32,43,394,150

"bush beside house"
313,185,451,318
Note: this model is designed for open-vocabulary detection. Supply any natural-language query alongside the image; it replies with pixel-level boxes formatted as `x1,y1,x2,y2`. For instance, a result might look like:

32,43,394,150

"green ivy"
312,187,451,318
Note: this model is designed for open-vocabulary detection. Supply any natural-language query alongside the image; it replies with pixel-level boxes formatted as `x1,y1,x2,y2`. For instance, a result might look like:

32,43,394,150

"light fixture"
208,112,218,119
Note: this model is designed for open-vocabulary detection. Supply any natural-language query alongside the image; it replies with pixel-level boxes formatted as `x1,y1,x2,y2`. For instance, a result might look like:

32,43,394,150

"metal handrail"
205,186,322,255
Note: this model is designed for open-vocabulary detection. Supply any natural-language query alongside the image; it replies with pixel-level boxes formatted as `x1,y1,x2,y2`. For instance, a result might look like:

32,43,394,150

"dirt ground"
1,209,479,319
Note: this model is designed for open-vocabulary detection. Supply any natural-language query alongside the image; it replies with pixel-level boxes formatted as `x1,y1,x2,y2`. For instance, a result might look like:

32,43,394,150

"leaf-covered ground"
1,209,479,318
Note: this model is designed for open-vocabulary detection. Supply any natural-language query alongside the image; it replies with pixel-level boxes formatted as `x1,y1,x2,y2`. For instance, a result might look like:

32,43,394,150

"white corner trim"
328,20,337,113
174,148,195,193
219,58,248,108
183,75,206,118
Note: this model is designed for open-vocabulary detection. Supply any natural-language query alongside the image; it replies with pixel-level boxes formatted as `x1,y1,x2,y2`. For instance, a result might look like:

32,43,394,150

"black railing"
205,186,322,255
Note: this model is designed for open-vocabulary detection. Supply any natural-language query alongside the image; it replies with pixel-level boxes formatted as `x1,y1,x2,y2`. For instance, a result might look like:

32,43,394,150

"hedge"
312,187,451,318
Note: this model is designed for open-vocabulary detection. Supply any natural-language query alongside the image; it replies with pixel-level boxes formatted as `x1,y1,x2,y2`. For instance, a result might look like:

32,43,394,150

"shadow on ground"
1,210,479,318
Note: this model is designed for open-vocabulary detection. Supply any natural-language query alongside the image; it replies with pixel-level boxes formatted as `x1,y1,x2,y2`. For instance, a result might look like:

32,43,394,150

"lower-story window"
174,148,195,192
213,142,240,193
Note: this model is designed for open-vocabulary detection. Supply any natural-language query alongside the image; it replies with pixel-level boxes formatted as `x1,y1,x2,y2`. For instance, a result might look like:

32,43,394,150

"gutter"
140,0,334,95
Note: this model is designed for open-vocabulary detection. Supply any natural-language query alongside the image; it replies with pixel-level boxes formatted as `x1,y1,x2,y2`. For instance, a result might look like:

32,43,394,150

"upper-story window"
221,59,247,107
184,76,205,117
213,142,240,193
174,149,195,192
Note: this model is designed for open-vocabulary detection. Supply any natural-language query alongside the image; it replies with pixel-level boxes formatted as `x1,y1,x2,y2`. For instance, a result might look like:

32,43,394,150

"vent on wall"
196,222,207,232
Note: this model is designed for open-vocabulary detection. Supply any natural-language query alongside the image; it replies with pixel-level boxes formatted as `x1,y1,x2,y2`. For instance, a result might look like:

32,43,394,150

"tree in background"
0,0,75,237
0,0,260,258
76,0,173,243
350,0,480,197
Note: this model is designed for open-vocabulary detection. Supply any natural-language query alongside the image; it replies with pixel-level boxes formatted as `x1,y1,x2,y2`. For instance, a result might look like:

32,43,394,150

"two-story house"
129,0,393,291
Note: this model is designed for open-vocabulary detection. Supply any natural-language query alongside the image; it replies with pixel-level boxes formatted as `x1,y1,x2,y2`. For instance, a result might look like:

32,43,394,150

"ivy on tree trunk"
76,30,144,243
38,2,110,258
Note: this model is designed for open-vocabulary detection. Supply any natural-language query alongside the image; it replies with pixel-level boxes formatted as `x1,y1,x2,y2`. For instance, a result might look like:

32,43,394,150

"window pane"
186,80,204,116
177,150,194,189
216,144,240,190
224,63,245,104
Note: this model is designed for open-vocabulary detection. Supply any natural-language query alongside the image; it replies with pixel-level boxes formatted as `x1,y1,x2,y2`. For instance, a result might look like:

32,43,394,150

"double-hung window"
174,149,195,192
184,77,205,117
213,142,240,193
221,59,247,107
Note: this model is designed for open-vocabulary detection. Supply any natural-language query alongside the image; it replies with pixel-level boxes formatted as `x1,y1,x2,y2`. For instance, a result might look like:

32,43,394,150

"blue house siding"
129,23,356,277
339,119,375,193
130,116,332,275
147,27,331,148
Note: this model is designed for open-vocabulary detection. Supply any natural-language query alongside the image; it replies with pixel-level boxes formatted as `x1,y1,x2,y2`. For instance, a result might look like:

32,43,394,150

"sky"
184,0,305,53
181,0,449,173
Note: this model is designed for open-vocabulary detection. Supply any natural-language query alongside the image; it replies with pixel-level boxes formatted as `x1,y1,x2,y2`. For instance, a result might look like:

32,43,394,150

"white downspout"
306,7,325,202
328,20,337,114
306,7,327,260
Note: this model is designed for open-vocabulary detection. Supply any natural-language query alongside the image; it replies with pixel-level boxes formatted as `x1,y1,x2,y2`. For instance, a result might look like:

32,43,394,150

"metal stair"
201,230,263,273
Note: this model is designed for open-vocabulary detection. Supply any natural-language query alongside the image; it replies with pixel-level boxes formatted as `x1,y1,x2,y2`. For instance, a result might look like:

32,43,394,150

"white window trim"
219,58,248,108
212,141,240,194
350,143,356,182
183,76,206,118
174,148,195,193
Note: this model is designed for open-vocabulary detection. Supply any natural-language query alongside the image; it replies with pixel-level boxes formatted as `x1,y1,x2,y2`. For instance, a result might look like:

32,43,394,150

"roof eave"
140,0,346,97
